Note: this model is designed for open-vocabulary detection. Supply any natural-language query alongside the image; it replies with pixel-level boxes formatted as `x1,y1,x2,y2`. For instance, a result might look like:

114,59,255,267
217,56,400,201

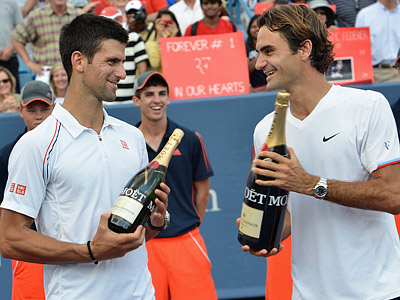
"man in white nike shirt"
239,5,400,300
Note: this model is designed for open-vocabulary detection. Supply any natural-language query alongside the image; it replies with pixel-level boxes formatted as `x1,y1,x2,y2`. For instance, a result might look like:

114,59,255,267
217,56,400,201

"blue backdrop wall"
1,81,399,299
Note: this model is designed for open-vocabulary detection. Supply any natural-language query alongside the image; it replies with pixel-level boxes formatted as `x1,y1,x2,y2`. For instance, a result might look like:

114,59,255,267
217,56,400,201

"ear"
132,96,140,107
71,51,85,74
298,39,312,61
17,106,23,118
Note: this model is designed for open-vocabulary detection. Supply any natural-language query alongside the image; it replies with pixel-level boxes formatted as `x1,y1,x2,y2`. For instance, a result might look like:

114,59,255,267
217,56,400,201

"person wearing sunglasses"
0,66,20,113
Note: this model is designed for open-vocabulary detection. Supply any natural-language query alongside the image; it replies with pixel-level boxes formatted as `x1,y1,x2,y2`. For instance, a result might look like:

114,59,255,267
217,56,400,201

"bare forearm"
11,38,31,64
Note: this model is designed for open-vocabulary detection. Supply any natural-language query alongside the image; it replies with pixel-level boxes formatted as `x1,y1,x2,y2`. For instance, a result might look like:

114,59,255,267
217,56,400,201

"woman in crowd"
308,0,337,30
49,62,69,104
246,14,267,92
145,9,181,73
0,67,20,113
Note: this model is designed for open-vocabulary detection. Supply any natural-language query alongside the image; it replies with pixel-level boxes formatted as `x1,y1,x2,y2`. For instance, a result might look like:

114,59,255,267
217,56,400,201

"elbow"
0,237,14,259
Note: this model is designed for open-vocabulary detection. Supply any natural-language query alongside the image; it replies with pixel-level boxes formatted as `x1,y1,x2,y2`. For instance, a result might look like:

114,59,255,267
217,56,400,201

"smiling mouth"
151,106,162,111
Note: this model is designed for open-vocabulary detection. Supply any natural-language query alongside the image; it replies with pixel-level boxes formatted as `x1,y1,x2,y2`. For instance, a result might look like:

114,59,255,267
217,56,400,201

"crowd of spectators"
1,0,399,109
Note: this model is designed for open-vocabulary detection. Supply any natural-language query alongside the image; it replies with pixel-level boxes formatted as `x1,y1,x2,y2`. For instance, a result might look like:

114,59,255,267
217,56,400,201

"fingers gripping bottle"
108,128,184,233
238,91,290,251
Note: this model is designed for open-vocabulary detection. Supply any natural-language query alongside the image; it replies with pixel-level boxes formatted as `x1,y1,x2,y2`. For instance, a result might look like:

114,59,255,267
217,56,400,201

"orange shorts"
146,227,218,300
12,260,45,300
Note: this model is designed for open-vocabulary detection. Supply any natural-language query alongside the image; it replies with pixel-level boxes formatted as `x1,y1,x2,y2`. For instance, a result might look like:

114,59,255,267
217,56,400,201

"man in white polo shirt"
0,14,169,300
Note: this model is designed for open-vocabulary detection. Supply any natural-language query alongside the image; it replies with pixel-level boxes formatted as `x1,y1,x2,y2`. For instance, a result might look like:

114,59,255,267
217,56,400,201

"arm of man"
11,37,43,75
253,147,400,214
0,209,146,264
194,178,210,220
21,0,38,17
137,60,148,75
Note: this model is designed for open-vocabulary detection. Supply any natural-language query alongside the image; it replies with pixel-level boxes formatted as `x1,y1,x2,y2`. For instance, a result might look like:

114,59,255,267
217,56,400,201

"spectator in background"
67,0,100,12
19,0,39,17
169,0,203,35
11,0,82,83
115,0,148,101
100,5,123,23
327,0,376,27
92,0,111,15
145,9,181,73
133,71,217,300
126,0,153,40
0,67,20,113
140,0,168,22
246,14,267,92
113,0,130,28
184,0,236,36
391,48,400,138
1,0,23,93
0,80,55,300
355,0,400,83
49,62,68,104
309,0,338,30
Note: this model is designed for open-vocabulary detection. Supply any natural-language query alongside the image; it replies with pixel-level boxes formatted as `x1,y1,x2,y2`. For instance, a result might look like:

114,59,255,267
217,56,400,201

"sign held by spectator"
326,27,373,85
161,32,250,100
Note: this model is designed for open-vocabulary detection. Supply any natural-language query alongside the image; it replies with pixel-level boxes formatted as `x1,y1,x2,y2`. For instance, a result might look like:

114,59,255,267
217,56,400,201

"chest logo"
322,132,340,142
173,149,182,156
120,139,129,150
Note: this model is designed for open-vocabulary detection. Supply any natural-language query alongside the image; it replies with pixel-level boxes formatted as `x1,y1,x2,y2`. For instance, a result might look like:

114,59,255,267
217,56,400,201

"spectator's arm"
11,37,43,75
21,0,38,17
137,60,148,75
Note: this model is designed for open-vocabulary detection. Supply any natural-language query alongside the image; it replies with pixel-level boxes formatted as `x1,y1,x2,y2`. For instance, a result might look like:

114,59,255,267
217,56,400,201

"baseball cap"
100,6,123,21
133,71,169,96
125,0,143,13
20,80,55,107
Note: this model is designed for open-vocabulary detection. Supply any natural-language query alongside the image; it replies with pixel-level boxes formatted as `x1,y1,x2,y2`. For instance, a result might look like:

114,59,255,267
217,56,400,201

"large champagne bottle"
108,128,184,233
238,91,290,251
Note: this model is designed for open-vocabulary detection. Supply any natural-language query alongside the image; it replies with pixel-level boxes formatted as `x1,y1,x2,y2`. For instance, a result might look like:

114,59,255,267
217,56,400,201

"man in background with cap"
0,80,54,300
133,71,218,300
115,0,148,101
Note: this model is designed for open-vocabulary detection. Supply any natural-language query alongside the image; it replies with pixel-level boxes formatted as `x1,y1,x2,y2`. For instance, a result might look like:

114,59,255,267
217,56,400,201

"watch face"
315,186,327,197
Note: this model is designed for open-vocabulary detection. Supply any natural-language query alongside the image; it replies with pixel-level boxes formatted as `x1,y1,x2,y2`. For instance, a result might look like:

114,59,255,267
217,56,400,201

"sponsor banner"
160,32,250,100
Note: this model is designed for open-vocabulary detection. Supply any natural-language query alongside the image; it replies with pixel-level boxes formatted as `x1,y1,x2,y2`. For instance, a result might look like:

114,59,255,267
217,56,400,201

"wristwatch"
147,211,170,231
313,178,328,199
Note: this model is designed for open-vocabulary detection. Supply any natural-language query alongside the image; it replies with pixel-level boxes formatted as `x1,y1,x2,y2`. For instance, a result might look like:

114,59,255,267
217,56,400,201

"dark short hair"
200,0,222,5
258,4,334,74
59,14,129,79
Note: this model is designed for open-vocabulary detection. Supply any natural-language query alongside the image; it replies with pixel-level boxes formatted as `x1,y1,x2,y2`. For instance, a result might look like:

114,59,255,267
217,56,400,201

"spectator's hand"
149,182,170,228
166,22,179,37
236,218,283,257
82,1,100,13
0,46,13,61
26,61,44,76
2,94,18,112
89,211,146,262
154,18,167,37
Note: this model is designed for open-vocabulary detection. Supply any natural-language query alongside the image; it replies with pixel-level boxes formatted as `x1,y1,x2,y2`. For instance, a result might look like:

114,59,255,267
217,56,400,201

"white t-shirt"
169,0,203,36
1,104,154,299
254,85,400,300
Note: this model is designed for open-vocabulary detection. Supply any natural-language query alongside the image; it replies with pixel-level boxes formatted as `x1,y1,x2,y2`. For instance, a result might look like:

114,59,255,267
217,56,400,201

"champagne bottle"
108,128,184,233
238,91,290,251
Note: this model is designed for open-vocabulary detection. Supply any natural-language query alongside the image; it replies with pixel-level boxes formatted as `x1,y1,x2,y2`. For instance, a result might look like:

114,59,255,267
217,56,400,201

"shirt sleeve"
11,11,37,44
359,91,400,173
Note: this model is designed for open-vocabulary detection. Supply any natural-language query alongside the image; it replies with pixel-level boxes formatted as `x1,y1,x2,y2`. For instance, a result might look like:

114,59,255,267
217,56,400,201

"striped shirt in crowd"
11,3,82,66
116,32,148,102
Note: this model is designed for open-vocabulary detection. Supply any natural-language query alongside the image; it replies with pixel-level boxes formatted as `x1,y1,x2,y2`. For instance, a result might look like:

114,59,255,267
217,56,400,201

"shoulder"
108,116,145,140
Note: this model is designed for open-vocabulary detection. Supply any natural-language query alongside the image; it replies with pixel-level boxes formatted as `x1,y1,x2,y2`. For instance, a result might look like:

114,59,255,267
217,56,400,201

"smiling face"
0,71,12,97
134,85,170,123
255,26,303,91
82,39,126,102
52,68,69,93
19,101,54,131
201,0,221,19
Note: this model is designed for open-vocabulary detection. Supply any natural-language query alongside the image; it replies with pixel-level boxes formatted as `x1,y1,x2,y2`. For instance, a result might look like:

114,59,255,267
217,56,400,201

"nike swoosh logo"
322,132,340,142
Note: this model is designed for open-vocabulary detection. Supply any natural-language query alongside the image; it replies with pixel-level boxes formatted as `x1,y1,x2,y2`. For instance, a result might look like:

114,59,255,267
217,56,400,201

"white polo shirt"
1,104,154,299
254,85,400,300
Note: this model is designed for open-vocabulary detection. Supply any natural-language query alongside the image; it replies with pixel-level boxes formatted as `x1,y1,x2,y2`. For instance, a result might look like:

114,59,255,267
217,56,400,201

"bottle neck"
152,128,184,168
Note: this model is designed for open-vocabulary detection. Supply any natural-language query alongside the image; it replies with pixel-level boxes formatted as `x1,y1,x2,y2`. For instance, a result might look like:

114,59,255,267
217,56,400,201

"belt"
373,63,395,69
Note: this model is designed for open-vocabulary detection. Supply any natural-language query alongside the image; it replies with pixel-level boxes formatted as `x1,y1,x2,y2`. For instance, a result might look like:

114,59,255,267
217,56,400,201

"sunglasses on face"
0,78,10,84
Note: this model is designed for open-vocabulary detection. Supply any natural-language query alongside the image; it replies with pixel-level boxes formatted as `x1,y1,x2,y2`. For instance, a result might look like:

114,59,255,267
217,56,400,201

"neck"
203,16,220,27
62,79,105,134
380,0,397,11
286,72,332,121
51,2,67,16
138,117,168,150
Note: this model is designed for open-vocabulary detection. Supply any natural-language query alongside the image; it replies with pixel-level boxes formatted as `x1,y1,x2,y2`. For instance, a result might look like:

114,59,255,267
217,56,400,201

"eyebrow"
258,45,274,53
